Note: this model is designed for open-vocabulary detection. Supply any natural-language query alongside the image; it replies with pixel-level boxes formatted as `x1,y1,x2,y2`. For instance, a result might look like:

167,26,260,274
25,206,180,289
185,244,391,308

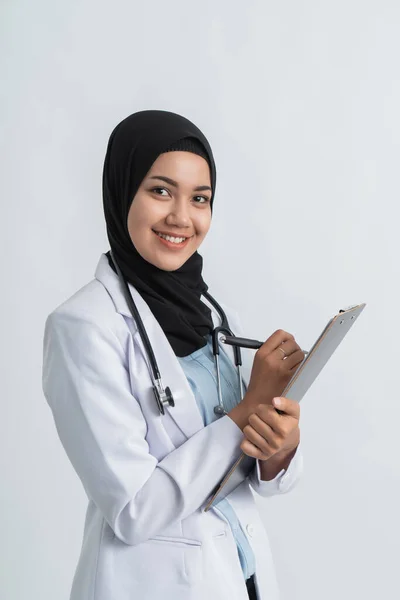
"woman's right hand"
244,329,305,407
228,330,305,431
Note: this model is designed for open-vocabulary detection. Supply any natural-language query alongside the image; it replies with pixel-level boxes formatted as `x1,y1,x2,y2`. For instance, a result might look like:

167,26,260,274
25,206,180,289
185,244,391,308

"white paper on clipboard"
203,302,366,511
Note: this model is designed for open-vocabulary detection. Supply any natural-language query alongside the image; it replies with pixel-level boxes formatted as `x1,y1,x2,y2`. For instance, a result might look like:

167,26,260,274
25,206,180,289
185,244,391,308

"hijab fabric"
102,110,217,357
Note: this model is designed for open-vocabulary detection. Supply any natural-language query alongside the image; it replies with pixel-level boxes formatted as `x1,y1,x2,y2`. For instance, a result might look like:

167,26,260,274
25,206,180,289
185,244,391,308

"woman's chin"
144,251,191,272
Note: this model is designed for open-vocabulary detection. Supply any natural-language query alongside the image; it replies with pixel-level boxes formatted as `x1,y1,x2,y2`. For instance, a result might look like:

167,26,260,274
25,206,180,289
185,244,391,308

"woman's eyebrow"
149,175,212,192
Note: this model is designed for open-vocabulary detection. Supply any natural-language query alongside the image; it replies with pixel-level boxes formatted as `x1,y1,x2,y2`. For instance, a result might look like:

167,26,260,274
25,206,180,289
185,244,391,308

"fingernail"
273,397,282,407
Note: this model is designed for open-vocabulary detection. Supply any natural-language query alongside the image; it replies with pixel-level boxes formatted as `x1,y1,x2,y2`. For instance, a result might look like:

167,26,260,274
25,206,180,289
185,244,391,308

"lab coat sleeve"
42,311,244,547
248,443,303,496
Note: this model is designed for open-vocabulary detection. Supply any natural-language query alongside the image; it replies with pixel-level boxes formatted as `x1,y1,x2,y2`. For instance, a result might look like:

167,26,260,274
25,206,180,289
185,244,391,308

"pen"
221,335,309,355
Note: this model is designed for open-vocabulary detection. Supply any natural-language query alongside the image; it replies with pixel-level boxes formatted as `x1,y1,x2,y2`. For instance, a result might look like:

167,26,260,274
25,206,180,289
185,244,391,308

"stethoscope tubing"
202,291,244,416
111,252,243,416
110,251,162,383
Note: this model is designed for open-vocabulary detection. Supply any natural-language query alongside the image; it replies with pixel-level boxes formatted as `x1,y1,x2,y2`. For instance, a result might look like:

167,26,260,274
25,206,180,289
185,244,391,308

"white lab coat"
42,253,303,600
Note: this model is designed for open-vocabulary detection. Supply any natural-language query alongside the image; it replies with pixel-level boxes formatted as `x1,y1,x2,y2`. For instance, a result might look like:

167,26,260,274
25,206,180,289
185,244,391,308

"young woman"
42,110,304,600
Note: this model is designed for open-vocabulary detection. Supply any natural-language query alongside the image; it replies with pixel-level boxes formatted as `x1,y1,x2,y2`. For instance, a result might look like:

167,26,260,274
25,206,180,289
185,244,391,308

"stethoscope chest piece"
213,405,227,416
153,382,175,415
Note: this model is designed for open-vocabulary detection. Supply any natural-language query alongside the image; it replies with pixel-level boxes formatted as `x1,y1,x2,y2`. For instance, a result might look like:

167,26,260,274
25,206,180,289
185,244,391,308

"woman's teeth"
155,232,187,244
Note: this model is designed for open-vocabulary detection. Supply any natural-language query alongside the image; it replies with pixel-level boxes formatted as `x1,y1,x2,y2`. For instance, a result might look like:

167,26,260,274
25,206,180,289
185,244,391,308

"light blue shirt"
177,334,256,580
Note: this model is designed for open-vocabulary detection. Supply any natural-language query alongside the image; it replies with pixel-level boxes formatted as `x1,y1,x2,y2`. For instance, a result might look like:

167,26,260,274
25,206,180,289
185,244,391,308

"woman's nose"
167,201,191,225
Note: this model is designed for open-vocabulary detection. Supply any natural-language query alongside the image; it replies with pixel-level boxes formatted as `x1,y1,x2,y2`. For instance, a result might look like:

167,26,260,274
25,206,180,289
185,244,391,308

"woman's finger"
240,438,270,461
285,349,306,371
243,421,280,454
271,397,300,419
251,409,286,438
273,339,299,360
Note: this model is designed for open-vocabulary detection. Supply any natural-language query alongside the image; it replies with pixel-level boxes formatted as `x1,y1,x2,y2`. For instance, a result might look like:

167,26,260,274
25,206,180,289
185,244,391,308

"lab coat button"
246,524,255,537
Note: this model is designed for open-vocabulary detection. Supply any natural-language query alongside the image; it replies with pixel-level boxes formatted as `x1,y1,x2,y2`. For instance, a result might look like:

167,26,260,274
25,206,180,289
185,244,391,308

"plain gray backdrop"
1,1,399,598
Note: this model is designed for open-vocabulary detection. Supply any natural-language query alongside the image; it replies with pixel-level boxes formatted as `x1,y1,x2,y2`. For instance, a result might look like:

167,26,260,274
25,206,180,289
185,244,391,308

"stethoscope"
110,251,244,417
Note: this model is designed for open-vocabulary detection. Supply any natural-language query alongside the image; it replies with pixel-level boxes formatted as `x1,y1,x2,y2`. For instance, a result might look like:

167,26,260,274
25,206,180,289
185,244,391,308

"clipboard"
203,302,366,511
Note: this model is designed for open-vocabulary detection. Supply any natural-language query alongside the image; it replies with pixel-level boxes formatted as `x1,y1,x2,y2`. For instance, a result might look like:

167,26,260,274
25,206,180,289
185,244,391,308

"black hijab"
102,110,217,357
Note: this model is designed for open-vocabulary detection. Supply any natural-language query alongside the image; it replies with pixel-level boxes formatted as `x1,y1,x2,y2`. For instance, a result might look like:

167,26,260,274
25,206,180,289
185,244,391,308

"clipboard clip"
339,304,360,314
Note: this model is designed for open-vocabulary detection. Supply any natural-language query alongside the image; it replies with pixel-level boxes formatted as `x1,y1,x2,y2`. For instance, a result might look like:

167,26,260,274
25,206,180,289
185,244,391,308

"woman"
42,110,304,600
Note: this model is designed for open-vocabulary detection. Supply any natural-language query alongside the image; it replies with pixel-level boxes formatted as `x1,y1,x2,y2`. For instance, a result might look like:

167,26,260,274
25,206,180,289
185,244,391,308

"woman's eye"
193,195,210,204
152,187,169,196
151,188,210,204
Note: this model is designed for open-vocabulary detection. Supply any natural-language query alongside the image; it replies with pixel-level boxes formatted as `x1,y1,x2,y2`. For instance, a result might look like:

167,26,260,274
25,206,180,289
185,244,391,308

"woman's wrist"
259,444,298,480
227,392,259,431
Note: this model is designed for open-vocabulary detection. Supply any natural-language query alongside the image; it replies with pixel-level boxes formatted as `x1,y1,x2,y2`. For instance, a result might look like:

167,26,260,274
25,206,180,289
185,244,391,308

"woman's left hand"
240,397,300,461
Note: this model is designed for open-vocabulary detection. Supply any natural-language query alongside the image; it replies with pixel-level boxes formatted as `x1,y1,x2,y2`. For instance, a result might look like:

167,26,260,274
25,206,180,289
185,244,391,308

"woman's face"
127,151,212,271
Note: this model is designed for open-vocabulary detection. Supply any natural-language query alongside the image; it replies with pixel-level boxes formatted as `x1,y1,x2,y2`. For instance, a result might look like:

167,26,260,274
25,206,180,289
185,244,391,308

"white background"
1,1,399,598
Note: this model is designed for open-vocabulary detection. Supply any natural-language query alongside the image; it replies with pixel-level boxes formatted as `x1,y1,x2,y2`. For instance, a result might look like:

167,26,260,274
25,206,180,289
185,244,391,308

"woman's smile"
153,229,192,250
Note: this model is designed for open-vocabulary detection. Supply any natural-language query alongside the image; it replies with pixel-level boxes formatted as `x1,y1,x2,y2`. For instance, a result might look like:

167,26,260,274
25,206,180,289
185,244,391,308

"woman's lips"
153,230,191,250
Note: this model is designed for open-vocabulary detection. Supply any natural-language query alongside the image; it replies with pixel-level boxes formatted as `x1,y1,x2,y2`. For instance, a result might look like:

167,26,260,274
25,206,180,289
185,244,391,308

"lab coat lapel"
95,254,206,440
